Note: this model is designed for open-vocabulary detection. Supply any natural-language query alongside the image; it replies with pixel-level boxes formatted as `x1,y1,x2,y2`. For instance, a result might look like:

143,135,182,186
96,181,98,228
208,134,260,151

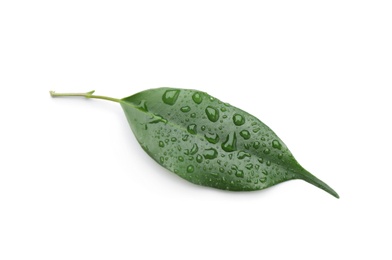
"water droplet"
252,128,260,133
162,89,180,105
237,151,251,159
203,148,218,159
192,92,203,104
204,132,220,144
205,106,219,122
266,160,271,166
187,165,194,173
201,125,206,131
235,170,244,178
272,140,282,149
253,141,260,149
178,156,184,162
196,154,203,163
239,130,250,140
159,141,165,147
221,132,237,152
160,157,164,163
278,153,283,159
219,167,225,173
245,163,253,170
187,124,197,134
221,107,227,112
233,114,245,126
171,137,177,142
190,113,196,118
149,114,168,124
182,134,189,141
190,143,198,155
263,148,270,154
136,100,148,112
180,106,191,112
260,177,267,183
262,170,268,175
258,158,264,164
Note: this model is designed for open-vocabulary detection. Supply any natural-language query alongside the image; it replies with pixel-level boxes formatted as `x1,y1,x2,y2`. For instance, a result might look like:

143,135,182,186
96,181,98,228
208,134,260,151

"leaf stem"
49,90,120,103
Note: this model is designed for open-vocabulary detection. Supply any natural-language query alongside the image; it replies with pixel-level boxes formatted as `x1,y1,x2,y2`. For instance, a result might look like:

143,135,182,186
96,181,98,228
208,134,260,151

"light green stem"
49,90,120,103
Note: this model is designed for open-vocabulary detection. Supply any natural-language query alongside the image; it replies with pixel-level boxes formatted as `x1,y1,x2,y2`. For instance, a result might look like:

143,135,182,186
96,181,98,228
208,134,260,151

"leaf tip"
330,189,340,199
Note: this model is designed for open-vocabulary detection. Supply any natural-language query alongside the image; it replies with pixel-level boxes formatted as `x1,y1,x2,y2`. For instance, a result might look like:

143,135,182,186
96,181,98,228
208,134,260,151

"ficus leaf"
50,88,339,198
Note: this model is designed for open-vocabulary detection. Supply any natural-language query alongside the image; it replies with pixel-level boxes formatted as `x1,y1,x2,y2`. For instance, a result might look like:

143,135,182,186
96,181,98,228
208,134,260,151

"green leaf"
50,88,339,198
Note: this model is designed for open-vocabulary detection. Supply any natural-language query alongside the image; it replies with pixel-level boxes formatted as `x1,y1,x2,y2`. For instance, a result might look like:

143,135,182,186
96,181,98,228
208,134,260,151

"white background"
1,1,391,259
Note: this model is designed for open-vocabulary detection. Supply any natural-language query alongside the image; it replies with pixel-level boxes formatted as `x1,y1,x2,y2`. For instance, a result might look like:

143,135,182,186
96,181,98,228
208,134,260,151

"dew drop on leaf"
266,160,271,166
187,124,197,134
204,132,220,144
203,148,218,159
221,132,237,152
162,89,180,105
260,177,267,183
272,140,282,149
136,100,148,112
235,170,244,178
190,143,199,155
192,92,203,104
205,106,219,122
237,151,251,159
196,154,203,163
233,113,245,126
180,106,191,112
149,114,168,124
239,130,251,140
245,163,253,170
159,141,165,147
187,165,194,173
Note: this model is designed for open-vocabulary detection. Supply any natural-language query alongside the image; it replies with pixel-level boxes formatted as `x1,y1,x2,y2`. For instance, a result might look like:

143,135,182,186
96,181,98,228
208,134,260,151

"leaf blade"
120,87,338,198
